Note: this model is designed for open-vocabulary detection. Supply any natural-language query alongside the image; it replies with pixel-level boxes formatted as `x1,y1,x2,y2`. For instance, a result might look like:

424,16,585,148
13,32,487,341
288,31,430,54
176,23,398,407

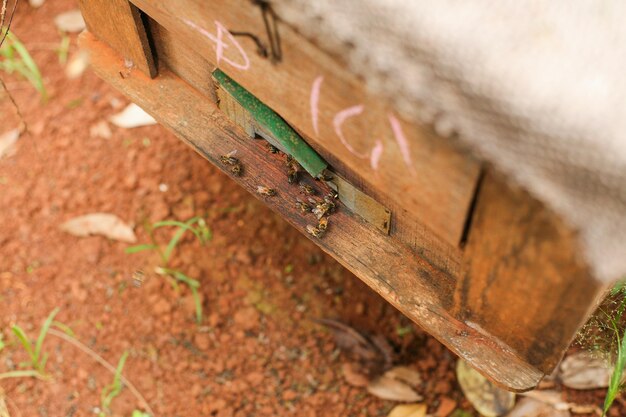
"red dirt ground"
0,1,622,417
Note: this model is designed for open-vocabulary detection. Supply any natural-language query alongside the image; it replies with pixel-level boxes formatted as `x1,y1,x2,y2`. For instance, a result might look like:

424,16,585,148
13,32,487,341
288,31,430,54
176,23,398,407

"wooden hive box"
77,0,607,391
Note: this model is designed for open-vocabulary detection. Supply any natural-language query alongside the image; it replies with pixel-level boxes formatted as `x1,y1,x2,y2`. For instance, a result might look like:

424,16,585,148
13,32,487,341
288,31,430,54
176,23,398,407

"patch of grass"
579,280,626,416
126,216,211,324
12,308,58,375
0,30,46,100
131,411,151,417
0,308,71,380
99,351,128,417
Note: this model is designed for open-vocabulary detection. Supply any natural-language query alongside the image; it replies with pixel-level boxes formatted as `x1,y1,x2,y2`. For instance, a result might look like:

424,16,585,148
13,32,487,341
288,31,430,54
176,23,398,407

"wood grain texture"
129,0,481,247
77,0,156,77
80,32,550,391
457,172,607,373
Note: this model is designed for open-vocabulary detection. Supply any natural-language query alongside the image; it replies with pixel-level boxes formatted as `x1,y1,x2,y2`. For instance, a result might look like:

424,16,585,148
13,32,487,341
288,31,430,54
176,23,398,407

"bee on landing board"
296,199,312,214
220,150,243,176
256,185,276,197
299,183,316,196
306,224,325,238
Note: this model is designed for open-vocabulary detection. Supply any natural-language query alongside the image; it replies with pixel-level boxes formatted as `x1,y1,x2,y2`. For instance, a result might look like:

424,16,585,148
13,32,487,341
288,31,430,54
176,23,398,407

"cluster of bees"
220,143,338,239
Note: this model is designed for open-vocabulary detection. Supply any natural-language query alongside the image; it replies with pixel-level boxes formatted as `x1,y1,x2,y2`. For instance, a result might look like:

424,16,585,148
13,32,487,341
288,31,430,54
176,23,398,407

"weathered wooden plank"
130,0,481,247
457,172,606,373
80,32,546,391
77,0,156,77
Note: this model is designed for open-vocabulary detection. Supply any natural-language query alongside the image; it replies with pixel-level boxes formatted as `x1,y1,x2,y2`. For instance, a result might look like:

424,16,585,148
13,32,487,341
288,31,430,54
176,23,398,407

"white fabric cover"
270,0,626,283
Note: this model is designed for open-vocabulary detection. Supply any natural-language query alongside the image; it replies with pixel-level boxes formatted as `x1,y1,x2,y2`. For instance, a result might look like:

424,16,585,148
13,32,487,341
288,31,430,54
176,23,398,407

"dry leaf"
342,362,370,387
387,403,427,417
456,359,515,417
0,129,19,159
558,352,611,390
65,50,90,79
385,366,423,387
89,121,112,139
110,103,157,129
0,388,9,417
505,398,570,417
54,9,86,33
521,390,569,411
60,213,137,243
367,374,423,402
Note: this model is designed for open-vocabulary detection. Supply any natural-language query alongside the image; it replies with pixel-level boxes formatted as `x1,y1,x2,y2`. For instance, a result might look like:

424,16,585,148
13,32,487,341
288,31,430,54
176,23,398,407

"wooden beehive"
77,0,607,391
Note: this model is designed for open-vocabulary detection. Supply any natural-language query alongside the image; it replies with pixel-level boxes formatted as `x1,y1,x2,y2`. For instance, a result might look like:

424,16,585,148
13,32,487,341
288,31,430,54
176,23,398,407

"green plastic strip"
213,69,328,178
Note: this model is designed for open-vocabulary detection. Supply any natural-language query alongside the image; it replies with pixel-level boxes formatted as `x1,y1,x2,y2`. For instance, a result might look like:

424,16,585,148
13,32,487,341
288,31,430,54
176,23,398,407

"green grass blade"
0,370,43,380
125,244,159,254
162,226,187,265
52,321,75,338
35,308,60,363
169,270,200,288
11,325,35,364
101,351,129,412
5,32,47,100
191,287,202,324
0,334,5,352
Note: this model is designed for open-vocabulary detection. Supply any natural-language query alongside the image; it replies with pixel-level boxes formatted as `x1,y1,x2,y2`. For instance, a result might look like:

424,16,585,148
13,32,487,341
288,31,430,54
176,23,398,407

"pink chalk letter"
388,113,416,175
370,140,384,170
183,19,250,71
333,105,368,158
310,76,324,136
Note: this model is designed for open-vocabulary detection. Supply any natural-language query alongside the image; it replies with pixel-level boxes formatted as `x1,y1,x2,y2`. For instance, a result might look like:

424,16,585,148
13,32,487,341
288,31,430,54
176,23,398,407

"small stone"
233,307,260,331
194,333,211,350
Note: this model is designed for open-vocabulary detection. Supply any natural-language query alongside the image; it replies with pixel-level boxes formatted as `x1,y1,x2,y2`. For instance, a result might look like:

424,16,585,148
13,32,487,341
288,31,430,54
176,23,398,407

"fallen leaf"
54,9,86,33
558,351,611,390
436,397,457,417
315,318,393,376
456,359,515,417
505,398,570,417
0,129,19,159
342,362,370,387
110,103,157,129
367,374,423,402
521,390,601,415
387,403,427,417
521,390,569,411
60,213,137,243
89,121,112,139
28,0,45,7
0,388,9,417
385,366,423,387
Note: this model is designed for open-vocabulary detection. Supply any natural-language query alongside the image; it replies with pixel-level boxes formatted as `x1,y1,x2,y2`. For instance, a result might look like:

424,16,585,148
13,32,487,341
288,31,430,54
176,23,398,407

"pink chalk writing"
388,113,416,176
370,140,384,170
310,76,324,136
183,19,250,71
333,105,368,159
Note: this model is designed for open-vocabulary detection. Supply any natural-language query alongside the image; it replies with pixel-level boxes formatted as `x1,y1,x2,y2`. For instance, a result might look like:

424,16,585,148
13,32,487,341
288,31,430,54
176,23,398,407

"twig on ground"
48,329,156,417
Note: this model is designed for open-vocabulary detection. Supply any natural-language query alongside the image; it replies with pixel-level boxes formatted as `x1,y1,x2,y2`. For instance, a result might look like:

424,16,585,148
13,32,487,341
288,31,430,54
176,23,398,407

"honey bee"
256,185,276,196
267,144,279,153
296,199,312,214
319,169,334,181
132,270,145,288
285,155,300,184
220,150,242,176
318,217,328,231
220,150,239,166
312,202,331,219
306,224,325,238
299,183,316,195
287,165,299,184
323,194,337,213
